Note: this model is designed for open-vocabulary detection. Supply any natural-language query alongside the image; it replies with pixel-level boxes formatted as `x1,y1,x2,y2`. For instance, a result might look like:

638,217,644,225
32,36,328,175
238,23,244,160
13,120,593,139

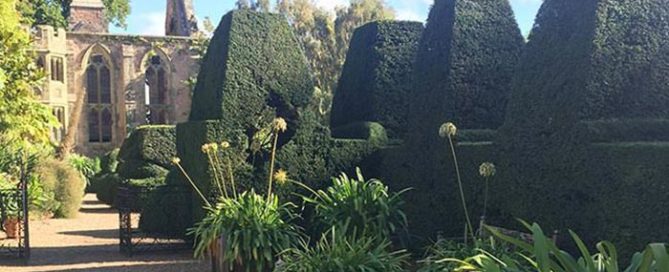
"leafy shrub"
189,190,301,271
27,175,59,216
302,168,407,239
67,153,101,187
89,149,119,194
277,229,410,272
36,159,85,218
418,238,525,272
446,221,669,272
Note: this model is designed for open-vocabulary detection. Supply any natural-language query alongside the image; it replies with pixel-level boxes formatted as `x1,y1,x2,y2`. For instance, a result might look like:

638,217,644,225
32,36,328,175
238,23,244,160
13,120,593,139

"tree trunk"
57,88,85,159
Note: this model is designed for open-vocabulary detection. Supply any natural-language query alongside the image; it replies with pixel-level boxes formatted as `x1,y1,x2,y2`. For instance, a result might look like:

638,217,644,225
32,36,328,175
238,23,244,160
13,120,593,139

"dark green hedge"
116,160,169,180
584,0,669,119
88,149,119,194
94,173,122,206
375,140,497,250
139,185,192,238
189,10,313,127
496,0,669,257
378,0,523,246
117,125,177,169
587,143,669,255
408,0,523,134
161,11,389,228
330,21,423,139
99,148,119,174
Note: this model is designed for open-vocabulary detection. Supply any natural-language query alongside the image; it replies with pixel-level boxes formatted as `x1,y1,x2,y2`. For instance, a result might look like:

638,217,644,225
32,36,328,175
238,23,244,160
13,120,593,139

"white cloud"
138,11,166,36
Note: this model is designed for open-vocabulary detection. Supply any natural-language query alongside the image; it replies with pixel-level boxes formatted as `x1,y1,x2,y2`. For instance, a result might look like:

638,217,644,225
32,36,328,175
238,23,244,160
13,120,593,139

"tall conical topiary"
498,0,669,254
378,0,524,243
330,21,424,139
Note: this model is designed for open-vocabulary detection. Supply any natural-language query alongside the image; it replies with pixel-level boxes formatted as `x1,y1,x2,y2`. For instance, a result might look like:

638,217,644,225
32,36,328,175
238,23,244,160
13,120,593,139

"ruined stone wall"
65,33,198,156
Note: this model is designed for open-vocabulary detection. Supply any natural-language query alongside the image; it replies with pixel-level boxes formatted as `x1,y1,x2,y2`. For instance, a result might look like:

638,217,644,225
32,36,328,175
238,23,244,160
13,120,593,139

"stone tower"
69,0,107,33
165,0,199,37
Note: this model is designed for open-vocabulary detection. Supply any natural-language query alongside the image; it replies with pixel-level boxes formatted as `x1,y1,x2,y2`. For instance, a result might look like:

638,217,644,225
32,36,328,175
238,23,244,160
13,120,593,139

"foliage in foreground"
302,168,408,240
418,238,523,272
277,228,410,272
444,221,669,272
189,191,301,272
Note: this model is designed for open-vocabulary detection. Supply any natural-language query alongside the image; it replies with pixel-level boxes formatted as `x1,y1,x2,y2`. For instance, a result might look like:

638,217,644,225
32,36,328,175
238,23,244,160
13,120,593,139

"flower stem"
175,162,211,208
447,136,475,242
267,130,280,201
483,178,489,219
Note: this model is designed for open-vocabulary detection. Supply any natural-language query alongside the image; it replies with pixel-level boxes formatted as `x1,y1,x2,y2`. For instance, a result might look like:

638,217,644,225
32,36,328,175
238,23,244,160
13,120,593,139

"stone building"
32,0,200,156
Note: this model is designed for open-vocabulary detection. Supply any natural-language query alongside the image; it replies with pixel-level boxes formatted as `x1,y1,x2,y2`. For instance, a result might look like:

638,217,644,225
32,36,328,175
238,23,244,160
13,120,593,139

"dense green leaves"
277,229,410,272
302,168,408,239
444,222,669,272
1,0,58,146
190,191,301,272
330,21,423,139
497,0,669,256
18,0,130,28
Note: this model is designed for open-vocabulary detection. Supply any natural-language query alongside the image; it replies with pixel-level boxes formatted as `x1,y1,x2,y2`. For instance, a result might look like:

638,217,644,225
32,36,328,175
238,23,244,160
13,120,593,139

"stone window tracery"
86,52,114,143
144,55,169,124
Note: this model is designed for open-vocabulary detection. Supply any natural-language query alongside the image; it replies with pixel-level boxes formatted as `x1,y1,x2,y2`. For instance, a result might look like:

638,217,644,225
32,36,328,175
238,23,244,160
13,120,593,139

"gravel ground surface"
0,194,209,272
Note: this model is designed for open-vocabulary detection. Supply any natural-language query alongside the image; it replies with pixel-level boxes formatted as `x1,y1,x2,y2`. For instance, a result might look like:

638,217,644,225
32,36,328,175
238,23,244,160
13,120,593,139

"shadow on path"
0,194,207,272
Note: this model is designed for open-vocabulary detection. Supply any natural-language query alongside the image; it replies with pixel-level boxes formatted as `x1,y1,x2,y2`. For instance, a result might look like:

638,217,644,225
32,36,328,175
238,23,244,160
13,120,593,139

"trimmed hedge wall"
330,21,424,139
95,126,176,207
117,125,177,170
497,0,669,256
139,185,192,238
374,138,498,250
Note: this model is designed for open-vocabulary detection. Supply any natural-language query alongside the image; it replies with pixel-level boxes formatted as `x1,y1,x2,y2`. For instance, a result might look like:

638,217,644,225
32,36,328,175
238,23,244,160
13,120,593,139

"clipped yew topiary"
116,125,177,177
377,0,524,246
330,21,424,139
189,10,313,125
497,0,669,255
158,10,386,230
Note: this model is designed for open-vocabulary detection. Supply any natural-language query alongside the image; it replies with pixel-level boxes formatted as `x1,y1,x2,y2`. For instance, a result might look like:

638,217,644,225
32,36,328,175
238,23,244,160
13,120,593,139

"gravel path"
0,194,209,271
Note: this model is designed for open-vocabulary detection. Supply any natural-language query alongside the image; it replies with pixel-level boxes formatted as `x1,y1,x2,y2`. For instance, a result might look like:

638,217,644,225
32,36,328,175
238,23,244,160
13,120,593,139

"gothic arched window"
144,55,169,124
86,53,113,143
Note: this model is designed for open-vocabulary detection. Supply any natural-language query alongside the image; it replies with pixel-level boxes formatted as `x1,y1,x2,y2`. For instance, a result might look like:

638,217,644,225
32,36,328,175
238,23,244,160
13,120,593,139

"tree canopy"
276,0,395,116
18,0,130,29
0,0,58,147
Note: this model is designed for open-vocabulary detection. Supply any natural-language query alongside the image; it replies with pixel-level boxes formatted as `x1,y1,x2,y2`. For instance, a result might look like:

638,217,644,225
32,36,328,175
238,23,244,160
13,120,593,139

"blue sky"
110,0,543,36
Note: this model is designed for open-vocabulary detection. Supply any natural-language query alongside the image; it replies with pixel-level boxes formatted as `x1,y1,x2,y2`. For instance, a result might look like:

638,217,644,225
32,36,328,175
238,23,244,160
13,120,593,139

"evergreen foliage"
497,0,669,256
168,10,387,230
117,126,177,171
378,0,523,245
331,21,423,139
